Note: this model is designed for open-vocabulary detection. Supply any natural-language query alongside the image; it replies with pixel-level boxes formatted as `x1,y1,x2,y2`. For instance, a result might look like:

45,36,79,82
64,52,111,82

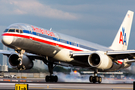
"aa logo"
119,27,127,45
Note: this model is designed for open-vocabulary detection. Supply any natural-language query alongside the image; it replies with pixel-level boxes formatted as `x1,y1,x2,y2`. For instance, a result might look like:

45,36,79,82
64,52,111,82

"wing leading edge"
71,50,135,59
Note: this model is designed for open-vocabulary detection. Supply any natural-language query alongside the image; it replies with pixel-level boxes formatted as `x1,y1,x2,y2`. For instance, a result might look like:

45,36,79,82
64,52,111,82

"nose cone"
2,36,13,45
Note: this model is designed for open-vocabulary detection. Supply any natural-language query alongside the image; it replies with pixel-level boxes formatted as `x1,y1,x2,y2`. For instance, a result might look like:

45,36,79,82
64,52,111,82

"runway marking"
29,87,84,90
113,87,133,89
30,87,83,90
53,88,83,90
30,87,45,89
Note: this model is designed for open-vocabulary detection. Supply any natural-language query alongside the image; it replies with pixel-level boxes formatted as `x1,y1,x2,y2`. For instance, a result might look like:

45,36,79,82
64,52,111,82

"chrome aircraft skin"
1,10,135,83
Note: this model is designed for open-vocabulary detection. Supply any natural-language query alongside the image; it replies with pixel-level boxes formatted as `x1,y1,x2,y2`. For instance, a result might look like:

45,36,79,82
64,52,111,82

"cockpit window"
20,30,23,33
4,28,23,33
9,29,15,32
4,29,8,32
16,29,19,33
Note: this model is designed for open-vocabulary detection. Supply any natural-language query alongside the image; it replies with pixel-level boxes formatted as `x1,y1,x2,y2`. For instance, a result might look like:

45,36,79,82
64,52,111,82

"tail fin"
110,10,134,50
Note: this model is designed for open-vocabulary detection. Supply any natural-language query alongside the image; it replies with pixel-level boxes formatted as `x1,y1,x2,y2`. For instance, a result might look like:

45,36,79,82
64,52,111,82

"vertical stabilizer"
110,10,134,50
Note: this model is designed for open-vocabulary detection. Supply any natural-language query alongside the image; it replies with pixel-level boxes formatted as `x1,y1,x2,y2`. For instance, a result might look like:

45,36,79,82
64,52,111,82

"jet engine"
88,52,113,70
9,54,33,70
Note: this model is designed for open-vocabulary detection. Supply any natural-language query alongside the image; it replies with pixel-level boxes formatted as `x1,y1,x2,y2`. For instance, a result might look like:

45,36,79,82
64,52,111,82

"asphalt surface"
0,82,133,90
0,77,134,90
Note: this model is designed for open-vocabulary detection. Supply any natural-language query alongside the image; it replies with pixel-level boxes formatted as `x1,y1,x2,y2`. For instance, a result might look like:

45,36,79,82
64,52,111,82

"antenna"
50,28,52,31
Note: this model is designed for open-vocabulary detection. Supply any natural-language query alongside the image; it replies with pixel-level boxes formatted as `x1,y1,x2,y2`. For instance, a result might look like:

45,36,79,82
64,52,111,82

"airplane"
0,10,135,83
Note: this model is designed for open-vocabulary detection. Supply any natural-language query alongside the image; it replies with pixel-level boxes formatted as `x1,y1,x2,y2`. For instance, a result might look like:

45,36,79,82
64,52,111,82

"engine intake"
9,54,33,70
88,52,113,70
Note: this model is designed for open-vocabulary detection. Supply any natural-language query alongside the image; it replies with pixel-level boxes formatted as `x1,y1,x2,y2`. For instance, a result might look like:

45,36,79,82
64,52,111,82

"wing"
70,50,135,63
0,50,71,66
106,50,135,59
0,50,45,60
0,50,14,56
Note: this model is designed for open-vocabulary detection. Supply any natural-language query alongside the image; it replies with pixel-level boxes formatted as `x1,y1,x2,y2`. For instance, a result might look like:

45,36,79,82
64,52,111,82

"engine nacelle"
9,54,33,70
88,52,113,70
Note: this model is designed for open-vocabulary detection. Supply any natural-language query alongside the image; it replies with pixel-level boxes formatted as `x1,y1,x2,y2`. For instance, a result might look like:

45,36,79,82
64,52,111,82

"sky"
0,0,135,49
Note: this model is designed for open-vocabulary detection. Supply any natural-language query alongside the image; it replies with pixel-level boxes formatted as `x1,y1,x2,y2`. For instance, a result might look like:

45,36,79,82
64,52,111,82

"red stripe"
117,61,123,64
2,33,82,51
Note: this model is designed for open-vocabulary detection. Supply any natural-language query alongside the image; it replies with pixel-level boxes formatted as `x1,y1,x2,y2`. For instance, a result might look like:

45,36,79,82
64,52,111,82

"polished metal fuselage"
2,23,130,71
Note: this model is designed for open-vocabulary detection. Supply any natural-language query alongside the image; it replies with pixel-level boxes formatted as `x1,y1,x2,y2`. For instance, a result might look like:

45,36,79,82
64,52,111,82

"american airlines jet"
1,10,135,83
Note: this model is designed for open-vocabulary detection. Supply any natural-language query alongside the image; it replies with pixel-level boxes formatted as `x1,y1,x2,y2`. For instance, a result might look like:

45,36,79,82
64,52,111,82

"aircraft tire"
90,76,102,83
89,76,93,82
45,75,50,82
92,77,96,83
45,75,58,82
95,76,98,82
98,77,102,83
54,76,58,82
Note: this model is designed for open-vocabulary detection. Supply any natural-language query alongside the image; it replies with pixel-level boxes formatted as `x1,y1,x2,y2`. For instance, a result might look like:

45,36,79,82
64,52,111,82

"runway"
0,77,134,90
0,82,133,90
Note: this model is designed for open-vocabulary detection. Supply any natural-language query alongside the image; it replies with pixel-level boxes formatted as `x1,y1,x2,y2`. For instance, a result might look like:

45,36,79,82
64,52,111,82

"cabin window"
60,39,67,44
70,42,77,46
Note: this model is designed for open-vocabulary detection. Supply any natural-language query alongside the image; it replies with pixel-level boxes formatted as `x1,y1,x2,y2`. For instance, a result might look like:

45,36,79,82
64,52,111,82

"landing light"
74,70,77,74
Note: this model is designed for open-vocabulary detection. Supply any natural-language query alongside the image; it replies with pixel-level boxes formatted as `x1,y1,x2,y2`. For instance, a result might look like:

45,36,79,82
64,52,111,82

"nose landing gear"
15,50,26,70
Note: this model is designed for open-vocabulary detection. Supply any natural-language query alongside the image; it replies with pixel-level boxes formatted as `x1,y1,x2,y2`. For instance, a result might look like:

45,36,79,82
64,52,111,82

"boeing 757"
1,10,135,83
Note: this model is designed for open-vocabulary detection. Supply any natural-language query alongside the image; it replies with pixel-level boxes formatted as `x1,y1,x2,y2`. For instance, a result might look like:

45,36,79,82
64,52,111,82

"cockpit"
4,23,33,33
3,23,56,38
4,29,23,33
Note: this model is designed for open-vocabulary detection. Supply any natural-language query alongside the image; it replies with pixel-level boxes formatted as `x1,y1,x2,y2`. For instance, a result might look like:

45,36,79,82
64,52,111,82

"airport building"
0,43,8,72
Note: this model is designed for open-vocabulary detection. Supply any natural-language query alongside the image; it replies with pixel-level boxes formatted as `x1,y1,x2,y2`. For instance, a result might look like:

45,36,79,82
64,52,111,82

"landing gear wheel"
45,76,50,82
92,77,96,83
45,75,58,82
95,76,98,82
89,76,93,82
98,77,102,83
54,76,58,82
89,76,102,83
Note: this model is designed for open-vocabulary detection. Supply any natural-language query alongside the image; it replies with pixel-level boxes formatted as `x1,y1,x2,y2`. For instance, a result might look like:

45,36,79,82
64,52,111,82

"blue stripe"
22,30,97,51
23,30,30,33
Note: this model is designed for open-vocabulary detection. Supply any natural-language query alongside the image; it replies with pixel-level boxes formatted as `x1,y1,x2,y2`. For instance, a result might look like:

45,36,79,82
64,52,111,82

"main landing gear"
45,63,58,82
89,70,102,83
